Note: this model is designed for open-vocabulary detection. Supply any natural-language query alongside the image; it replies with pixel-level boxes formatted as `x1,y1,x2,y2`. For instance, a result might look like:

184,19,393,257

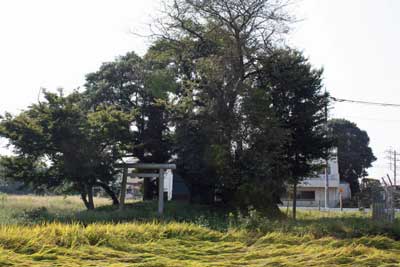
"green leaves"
0,89,134,203
87,105,134,143
328,119,376,193
260,48,330,182
0,0,350,216
145,69,178,99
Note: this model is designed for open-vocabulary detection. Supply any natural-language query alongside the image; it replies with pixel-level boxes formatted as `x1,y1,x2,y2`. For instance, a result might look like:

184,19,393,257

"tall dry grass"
0,195,399,266
0,222,399,266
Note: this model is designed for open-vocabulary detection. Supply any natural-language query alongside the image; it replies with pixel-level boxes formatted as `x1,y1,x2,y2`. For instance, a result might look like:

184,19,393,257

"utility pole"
395,152,397,186
325,162,329,209
385,148,400,186
324,89,329,209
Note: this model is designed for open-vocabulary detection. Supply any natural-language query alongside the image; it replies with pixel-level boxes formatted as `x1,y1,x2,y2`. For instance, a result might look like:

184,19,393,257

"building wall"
281,155,352,207
282,187,337,207
282,185,351,208
299,157,340,188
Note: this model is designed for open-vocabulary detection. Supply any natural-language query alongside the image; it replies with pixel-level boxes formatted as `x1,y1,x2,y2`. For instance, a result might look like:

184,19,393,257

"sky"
0,0,399,181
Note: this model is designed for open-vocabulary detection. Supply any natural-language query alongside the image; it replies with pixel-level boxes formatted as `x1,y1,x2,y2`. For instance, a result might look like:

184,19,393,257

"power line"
330,97,400,108
329,97,400,179
333,115,400,123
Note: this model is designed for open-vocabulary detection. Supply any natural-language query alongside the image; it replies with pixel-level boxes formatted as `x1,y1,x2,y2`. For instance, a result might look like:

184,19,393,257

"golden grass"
3,194,111,211
0,195,399,266
0,222,399,266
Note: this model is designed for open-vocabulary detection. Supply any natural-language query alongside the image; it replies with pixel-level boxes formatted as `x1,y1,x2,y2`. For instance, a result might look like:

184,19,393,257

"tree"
258,48,330,219
237,86,289,214
150,0,294,213
0,90,133,209
328,119,376,194
358,178,382,208
173,115,217,204
0,0,332,218
84,52,176,200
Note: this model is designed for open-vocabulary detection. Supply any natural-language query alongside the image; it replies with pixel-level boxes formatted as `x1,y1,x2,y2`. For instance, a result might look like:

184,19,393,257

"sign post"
339,188,344,211
158,168,165,216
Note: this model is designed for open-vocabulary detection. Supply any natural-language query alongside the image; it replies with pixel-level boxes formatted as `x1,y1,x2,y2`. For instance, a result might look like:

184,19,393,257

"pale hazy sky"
0,0,399,181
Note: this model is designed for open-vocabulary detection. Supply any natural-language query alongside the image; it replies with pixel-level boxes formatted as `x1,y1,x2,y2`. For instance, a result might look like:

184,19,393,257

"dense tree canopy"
0,91,133,209
149,0,294,212
328,119,376,194
0,0,344,216
146,0,330,215
259,48,330,218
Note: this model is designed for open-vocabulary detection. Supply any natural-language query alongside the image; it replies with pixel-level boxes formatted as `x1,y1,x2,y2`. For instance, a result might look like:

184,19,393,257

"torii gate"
116,163,176,215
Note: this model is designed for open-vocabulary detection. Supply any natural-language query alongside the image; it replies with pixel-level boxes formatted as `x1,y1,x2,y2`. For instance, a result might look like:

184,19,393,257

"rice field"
0,195,400,266
1,222,400,266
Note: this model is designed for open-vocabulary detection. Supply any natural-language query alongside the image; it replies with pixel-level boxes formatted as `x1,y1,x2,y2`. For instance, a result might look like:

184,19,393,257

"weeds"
0,195,400,266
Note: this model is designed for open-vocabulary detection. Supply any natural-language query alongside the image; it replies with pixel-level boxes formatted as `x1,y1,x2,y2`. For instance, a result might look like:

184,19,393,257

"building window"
296,191,315,200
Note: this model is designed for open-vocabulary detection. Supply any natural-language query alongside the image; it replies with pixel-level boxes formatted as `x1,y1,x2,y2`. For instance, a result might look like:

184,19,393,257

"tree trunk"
292,183,297,220
95,181,119,205
143,178,154,200
81,192,91,210
86,185,95,210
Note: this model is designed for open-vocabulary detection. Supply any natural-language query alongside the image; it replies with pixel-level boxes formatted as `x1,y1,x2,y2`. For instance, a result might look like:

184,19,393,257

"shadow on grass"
14,201,231,229
11,201,400,239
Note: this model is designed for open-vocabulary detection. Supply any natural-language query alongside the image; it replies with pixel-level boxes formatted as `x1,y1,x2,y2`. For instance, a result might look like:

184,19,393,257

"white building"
282,156,351,207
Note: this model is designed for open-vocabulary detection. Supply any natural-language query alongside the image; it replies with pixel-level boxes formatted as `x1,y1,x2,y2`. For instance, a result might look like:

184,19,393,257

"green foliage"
0,156,50,192
260,48,330,183
160,0,296,212
0,0,373,219
0,0,389,263
0,91,133,208
328,119,377,194
84,52,145,111
174,118,217,203
358,178,384,208
144,69,177,99
258,48,331,218
85,50,175,200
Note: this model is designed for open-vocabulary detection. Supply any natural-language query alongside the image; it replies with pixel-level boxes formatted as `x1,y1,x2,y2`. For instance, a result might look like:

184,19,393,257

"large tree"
328,119,376,194
84,52,176,200
0,0,333,218
258,48,331,219
150,0,294,213
0,90,133,209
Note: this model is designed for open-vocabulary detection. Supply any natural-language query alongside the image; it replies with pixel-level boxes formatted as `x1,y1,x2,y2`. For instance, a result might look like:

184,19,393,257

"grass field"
1,195,400,266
